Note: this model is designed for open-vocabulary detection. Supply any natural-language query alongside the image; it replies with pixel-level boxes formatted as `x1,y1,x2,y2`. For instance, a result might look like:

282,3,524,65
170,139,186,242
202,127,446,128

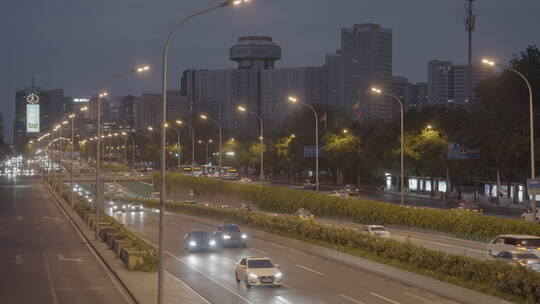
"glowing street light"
287,95,319,191
156,2,251,300
176,120,195,168
237,105,264,180
371,87,404,205
482,57,536,218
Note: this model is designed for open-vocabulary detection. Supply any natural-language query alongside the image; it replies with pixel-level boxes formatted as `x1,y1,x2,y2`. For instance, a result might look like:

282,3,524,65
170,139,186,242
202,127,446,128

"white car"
487,234,540,257
360,225,391,238
521,208,540,223
235,257,282,288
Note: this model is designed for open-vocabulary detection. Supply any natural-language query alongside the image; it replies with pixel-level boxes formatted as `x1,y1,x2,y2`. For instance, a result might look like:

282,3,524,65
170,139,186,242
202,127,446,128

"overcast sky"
1,0,539,143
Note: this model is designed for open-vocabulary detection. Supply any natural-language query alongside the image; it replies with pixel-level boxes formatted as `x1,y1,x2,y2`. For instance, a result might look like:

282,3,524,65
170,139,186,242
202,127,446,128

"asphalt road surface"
0,176,131,304
109,206,462,304
114,182,489,260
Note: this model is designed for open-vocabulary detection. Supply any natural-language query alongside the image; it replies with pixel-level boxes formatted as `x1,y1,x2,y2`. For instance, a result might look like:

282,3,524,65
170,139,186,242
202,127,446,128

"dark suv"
214,224,247,247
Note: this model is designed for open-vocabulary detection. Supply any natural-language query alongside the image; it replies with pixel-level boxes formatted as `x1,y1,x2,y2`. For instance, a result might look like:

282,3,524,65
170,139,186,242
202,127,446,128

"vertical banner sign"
26,104,40,133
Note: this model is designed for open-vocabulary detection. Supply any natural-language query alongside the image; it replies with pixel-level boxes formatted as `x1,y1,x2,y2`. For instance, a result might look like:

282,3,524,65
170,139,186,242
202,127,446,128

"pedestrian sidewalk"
43,181,208,304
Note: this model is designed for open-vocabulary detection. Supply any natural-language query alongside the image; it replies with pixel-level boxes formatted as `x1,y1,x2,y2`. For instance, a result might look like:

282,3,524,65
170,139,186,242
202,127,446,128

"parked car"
487,234,540,257
303,179,317,190
214,224,247,247
240,177,252,183
344,184,359,196
521,208,540,223
360,225,391,238
235,257,282,288
295,208,314,220
453,201,484,214
184,231,217,252
492,251,540,271
239,203,252,212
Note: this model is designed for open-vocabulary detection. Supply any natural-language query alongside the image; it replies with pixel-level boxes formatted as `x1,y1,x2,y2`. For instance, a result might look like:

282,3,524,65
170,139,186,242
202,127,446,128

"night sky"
2,0,539,143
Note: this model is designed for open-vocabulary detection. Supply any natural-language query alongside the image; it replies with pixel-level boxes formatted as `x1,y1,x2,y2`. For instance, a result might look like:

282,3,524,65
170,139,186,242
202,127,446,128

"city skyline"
2,0,539,142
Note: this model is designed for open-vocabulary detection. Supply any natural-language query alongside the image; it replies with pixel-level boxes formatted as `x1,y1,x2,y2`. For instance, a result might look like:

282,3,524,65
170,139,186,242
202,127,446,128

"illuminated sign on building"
26,92,40,133
27,104,40,133
73,98,90,103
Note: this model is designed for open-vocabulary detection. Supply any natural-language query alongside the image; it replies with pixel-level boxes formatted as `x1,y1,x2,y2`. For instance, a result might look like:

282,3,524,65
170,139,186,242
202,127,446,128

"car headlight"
241,234,247,239
223,235,231,240
248,273,258,279
189,241,197,247
209,240,216,246
275,272,282,278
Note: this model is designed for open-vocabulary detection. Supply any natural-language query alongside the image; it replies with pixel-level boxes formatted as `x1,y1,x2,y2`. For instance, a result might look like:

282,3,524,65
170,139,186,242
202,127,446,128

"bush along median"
107,194,540,304
153,173,540,242
49,181,157,272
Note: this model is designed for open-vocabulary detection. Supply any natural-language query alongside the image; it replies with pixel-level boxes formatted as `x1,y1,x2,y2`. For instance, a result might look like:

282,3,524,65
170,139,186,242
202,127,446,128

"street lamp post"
371,87,404,205
238,106,264,181
198,139,212,164
176,120,195,170
288,96,319,192
482,58,536,220
158,2,250,302
200,114,222,173
95,92,107,241
165,123,181,170
59,120,68,194
69,114,76,206
94,65,150,240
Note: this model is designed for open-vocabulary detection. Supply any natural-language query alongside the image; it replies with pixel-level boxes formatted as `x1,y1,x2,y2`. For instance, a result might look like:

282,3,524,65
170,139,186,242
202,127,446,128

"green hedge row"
154,173,540,242
108,194,540,304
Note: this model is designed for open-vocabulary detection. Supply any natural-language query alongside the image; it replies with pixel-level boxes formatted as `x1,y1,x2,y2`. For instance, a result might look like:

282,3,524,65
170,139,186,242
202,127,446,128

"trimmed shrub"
154,173,540,242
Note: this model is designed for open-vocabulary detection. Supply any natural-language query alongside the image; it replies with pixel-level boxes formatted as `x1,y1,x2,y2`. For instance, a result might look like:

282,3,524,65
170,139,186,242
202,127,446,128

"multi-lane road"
114,180,490,260
0,177,131,304
110,206,462,304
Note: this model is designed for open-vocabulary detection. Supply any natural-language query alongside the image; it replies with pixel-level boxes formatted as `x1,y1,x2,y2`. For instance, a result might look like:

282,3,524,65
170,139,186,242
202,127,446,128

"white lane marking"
296,264,324,276
338,293,366,304
165,270,212,304
165,250,254,304
43,215,61,221
43,256,59,304
276,295,295,304
13,254,24,264
249,247,267,255
57,254,82,263
403,292,432,303
422,240,484,254
370,292,401,304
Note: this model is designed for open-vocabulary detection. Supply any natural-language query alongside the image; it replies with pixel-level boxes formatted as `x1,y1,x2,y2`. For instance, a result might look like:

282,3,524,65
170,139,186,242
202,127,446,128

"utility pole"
465,0,476,105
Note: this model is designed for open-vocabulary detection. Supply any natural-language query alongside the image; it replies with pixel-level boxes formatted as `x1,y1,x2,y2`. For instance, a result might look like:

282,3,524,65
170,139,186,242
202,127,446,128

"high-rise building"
391,77,428,111
427,60,494,108
120,95,136,131
326,23,393,121
134,91,190,131
182,36,326,136
13,87,71,151
405,82,428,110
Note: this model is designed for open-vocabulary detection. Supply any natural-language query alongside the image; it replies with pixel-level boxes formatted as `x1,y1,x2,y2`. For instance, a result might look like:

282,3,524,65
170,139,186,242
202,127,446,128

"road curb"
41,180,140,304
164,211,515,304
